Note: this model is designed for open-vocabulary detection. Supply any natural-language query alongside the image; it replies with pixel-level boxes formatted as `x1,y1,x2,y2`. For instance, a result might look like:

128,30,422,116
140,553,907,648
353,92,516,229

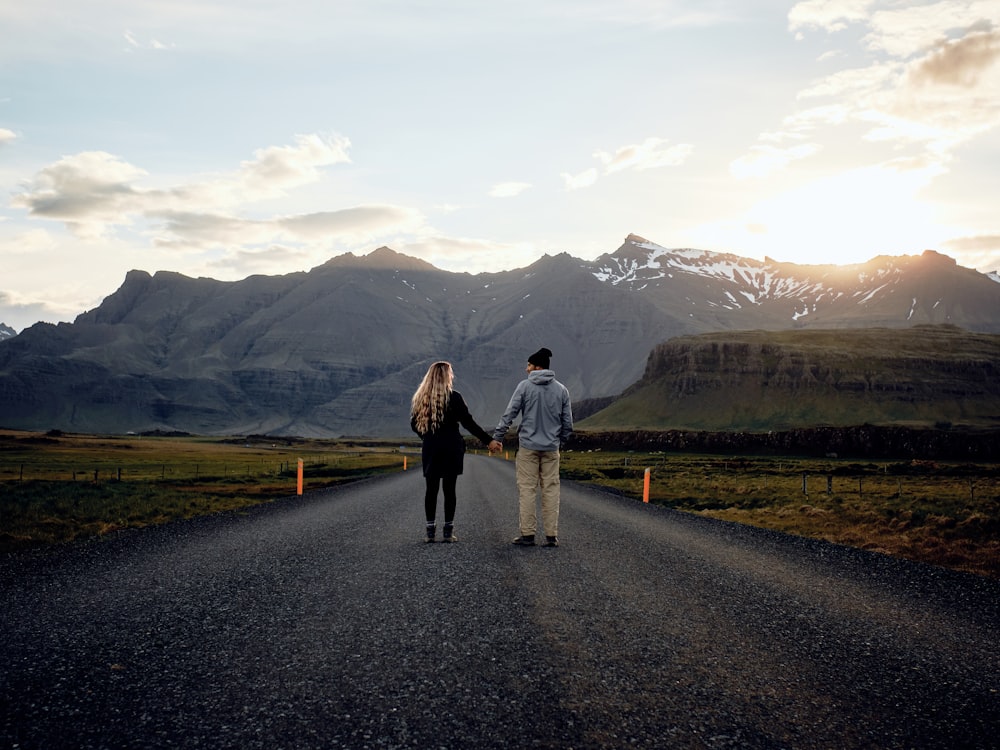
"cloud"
731,104,843,178
730,143,822,179
278,205,422,240
153,212,270,246
395,234,541,274
0,288,82,331
10,133,363,244
7,133,426,271
797,62,892,100
123,30,173,51
743,2,1000,182
942,234,1000,271
1,228,57,255
561,168,598,191
562,136,693,191
559,1,738,30
788,0,875,35
0,128,16,146
206,244,310,275
489,181,532,198
909,27,1000,87
944,234,1000,252
238,134,351,200
862,3,998,57
594,137,693,173
152,205,422,250
0,297,53,332
11,151,149,239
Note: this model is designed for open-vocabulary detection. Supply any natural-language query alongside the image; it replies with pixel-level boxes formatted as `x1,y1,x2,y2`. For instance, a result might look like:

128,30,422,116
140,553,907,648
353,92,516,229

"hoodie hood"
528,369,555,385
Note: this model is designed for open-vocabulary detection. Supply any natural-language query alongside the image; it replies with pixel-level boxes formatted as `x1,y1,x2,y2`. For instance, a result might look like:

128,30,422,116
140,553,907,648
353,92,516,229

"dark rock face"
1,241,998,438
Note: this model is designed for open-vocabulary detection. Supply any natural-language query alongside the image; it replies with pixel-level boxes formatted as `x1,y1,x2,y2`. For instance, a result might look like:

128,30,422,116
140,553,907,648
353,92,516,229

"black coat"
411,391,492,478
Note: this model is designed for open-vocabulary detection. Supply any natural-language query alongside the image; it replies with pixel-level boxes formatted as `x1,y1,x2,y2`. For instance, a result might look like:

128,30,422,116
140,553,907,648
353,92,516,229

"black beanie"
528,347,552,369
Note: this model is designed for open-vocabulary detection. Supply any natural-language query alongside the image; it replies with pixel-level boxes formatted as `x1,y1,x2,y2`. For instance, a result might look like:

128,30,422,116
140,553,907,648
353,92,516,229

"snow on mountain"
586,234,1000,330
589,234,845,319
590,234,840,307
0,323,17,341
593,237,763,287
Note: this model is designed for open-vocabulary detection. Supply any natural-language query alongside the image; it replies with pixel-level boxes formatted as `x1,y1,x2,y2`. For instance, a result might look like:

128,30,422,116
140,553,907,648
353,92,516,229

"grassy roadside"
0,430,413,552
561,450,1000,579
3,430,998,579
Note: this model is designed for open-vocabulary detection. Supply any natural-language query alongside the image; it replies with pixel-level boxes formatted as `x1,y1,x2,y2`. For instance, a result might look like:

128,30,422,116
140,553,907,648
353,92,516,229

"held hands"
488,439,503,455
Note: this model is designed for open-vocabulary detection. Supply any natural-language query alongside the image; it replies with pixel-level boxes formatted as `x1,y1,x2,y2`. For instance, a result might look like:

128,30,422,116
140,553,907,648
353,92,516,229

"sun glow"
690,162,949,265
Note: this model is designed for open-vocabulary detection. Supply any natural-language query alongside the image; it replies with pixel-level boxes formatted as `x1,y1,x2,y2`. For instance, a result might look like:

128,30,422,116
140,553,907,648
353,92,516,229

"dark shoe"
544,536,559,547
425,523,436,543
441,523,458,543
511,535,535,546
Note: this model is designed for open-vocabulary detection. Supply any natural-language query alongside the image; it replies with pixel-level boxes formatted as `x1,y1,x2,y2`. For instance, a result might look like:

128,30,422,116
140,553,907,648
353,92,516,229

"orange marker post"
297,458,304,496
404,456,408,471
643,467,651,503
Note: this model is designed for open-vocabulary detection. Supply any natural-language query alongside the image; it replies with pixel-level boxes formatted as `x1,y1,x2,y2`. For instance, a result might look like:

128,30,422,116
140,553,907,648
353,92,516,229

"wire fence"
561,452,1000,509
0,451,413,485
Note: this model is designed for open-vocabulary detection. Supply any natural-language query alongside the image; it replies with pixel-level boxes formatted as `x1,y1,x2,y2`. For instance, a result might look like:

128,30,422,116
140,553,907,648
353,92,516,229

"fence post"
297,458,304,495
643,467,651,503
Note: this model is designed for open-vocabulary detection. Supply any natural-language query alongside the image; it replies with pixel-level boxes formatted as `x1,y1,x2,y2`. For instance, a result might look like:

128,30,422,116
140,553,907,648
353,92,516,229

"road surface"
2,455,998,749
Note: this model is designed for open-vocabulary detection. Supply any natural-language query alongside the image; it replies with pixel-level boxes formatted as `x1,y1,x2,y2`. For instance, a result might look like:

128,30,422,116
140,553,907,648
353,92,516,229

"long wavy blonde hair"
410,361,454,435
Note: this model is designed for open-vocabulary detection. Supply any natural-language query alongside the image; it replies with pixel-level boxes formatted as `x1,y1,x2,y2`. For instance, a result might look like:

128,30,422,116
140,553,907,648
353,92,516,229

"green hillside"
580,325,1000,431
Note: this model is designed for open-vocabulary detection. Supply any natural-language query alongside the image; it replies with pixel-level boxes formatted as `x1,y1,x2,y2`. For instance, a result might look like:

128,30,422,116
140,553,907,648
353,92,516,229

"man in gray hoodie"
490,347,573,547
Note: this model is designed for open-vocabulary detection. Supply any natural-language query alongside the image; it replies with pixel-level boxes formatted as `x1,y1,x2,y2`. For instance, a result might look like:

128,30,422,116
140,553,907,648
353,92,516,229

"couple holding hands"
409,348,573,547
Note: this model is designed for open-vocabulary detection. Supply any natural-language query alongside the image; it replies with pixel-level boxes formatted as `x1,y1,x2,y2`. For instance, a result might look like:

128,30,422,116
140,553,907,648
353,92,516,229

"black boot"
442,522,457,543
425,523,436,543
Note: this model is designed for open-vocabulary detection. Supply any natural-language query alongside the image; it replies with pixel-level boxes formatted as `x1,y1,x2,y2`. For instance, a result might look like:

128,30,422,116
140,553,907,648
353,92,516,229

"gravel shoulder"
2,455,998,749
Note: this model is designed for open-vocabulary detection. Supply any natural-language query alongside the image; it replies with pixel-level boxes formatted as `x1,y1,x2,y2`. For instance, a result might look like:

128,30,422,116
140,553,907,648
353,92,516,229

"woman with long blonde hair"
410,361,494,542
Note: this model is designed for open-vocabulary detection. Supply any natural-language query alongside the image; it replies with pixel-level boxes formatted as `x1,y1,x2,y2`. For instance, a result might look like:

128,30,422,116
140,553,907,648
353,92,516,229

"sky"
1,0,999,332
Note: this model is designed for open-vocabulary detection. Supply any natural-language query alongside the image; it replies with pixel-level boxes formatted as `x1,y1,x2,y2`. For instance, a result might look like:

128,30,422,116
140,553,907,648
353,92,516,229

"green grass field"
0,430,409,551
2,430,997,579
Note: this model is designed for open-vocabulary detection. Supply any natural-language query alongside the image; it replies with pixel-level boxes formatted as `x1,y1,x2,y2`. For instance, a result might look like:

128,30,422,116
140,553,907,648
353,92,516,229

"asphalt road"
2,455,998,749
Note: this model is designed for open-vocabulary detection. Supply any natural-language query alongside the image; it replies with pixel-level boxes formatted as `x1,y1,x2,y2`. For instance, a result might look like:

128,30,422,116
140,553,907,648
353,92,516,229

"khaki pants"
515,448,560,537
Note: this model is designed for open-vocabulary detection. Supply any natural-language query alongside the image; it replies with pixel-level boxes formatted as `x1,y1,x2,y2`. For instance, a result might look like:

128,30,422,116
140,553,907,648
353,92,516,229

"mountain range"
1,234,998,437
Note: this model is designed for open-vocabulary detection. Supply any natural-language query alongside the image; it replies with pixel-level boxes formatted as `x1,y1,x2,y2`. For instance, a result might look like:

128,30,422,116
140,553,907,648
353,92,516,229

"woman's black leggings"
424,475,458,524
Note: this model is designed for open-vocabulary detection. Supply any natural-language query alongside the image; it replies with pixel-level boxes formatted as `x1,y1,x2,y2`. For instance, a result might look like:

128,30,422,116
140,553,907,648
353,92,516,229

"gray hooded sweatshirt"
492,369,573,451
